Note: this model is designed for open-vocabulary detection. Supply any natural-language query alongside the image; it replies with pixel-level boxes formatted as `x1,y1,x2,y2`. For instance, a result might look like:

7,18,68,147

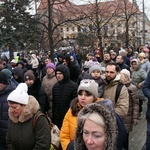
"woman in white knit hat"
60,79,99,150
120,69,139,150
6,83,51,150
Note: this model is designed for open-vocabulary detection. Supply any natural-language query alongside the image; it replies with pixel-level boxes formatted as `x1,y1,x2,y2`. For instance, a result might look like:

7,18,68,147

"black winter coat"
52,65,78,129
27,78,49,114
0,82,16,144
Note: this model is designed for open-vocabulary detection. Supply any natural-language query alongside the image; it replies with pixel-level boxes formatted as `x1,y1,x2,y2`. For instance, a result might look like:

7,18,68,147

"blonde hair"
81,112,105,128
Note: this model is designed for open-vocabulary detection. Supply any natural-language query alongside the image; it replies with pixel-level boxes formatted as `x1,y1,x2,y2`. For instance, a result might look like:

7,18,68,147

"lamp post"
142,0,145,45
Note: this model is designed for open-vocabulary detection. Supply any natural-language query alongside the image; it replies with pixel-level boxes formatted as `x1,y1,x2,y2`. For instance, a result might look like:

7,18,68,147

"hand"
133,119,139,126
137,83,142,88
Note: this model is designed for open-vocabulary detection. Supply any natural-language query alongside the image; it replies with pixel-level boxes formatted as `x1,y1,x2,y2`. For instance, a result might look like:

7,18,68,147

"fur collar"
8,95,40,123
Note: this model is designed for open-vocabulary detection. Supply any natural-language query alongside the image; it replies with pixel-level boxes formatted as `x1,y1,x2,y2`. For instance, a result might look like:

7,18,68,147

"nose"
86,135,94,144
80,94,86,99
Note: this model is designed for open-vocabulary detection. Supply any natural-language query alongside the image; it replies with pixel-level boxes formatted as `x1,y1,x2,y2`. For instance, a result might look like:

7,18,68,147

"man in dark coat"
52,64,78,129
63,54,81,83
116,55,130,71
0,72,16,149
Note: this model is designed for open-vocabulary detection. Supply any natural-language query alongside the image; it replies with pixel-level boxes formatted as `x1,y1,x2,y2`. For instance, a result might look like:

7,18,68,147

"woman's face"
131,62,138,71
83,119,106,150
46,67,54,75
8,102,25,117
78,91,95,107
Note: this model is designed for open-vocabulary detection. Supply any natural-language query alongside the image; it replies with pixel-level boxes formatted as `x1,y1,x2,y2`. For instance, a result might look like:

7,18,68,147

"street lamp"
142,0,145,45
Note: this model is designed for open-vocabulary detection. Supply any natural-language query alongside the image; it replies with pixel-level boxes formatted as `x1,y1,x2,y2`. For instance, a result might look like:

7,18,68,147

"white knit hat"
89,64,102,75
120,69,131,81
7,83,29,105
78,79,98,99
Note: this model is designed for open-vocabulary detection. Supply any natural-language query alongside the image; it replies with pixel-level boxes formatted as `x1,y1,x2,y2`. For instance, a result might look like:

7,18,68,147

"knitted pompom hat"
46,63,56,70
78,79,98,99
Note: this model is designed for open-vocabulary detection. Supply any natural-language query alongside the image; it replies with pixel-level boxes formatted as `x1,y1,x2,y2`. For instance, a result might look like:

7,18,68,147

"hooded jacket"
74,103,117,150
6,96,51,150
12,67,24,83
52,65,78,129
42,71,58,118
103,74,129,118
131,59,147,101
0,82,16,145
122,81,139,132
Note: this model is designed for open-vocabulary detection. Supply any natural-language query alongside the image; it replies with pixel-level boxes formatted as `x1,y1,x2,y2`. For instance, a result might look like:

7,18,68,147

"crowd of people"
0,45,150,150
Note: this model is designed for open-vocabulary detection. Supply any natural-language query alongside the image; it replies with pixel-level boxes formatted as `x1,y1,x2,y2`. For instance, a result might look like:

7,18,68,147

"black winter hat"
0,72,8,85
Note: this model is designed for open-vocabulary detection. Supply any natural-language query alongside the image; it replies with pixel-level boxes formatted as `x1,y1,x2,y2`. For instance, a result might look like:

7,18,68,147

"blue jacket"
0,82,16,144
142,71,150,121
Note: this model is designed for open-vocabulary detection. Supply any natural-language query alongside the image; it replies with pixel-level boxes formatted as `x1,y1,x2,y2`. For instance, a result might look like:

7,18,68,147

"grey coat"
131,65,147,101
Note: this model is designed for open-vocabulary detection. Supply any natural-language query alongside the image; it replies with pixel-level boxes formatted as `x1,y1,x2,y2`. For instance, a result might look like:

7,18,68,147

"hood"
31,54,36,59
8,95,40,123
12,67,24,78
74,103,117,150
55,64,70,82
0,81,16,95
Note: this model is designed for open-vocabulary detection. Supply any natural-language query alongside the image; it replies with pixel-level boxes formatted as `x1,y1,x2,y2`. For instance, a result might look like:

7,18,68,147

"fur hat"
7,83,29,105
78,79,98,99
46,63,56,70
1,69,12,80
139,52,146,58
24,70,35,81
120,69,131,81
89,64,102,74
0,72,8,85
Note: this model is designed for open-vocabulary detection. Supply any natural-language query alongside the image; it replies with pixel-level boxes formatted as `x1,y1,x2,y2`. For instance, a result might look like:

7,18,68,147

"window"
66,27,69,31
72,27,75,31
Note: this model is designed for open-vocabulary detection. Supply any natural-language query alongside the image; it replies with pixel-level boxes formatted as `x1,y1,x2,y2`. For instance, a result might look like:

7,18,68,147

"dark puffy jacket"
52,65,78,129
12,67,24,83
27,78,49,114
142,71,150,121
0,82,16,144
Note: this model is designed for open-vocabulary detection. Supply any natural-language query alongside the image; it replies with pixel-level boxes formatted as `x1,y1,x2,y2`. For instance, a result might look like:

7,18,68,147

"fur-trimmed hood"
8,95,40,123
74,103,117,150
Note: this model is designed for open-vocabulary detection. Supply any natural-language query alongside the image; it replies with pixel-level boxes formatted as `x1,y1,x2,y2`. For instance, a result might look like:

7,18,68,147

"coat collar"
8,95,40,123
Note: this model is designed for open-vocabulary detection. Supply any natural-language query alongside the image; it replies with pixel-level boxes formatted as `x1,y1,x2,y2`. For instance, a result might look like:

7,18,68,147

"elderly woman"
74,103,117,150
6,83,51,150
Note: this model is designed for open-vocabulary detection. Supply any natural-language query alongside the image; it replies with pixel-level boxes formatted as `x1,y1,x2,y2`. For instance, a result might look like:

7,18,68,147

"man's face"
116,56,123,64
0,83,6,91
105,65,118,81
0,63,4,70
56,71,64,81
104,54,111,61
45,58,51,65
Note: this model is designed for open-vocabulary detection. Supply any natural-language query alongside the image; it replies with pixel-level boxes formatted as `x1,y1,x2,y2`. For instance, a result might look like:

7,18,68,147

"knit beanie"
0,72,8,85
7,83,29,105
2,69,12,80
120,69,131,81
24,70,35,81
78,79,98,99
89,64,102,75
46,63,56,70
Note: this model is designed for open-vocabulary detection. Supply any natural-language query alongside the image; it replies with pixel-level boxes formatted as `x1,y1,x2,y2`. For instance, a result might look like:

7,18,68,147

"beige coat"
103,74,129,118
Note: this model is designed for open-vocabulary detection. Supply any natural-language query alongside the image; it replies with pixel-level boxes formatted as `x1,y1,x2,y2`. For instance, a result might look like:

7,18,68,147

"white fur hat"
120,69,131,81
7,83,29,105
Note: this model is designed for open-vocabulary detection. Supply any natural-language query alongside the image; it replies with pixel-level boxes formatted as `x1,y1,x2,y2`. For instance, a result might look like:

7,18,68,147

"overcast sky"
70,0,150,19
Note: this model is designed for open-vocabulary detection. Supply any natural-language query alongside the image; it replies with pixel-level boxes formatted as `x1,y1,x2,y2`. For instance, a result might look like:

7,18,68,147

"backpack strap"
115,83,124,103
33,111,52,129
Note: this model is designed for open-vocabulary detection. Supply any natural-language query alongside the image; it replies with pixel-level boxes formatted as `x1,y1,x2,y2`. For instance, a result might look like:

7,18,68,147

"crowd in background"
0,45,150,150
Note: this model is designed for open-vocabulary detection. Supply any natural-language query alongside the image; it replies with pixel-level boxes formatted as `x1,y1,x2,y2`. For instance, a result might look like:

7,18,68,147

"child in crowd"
87,64,104,98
